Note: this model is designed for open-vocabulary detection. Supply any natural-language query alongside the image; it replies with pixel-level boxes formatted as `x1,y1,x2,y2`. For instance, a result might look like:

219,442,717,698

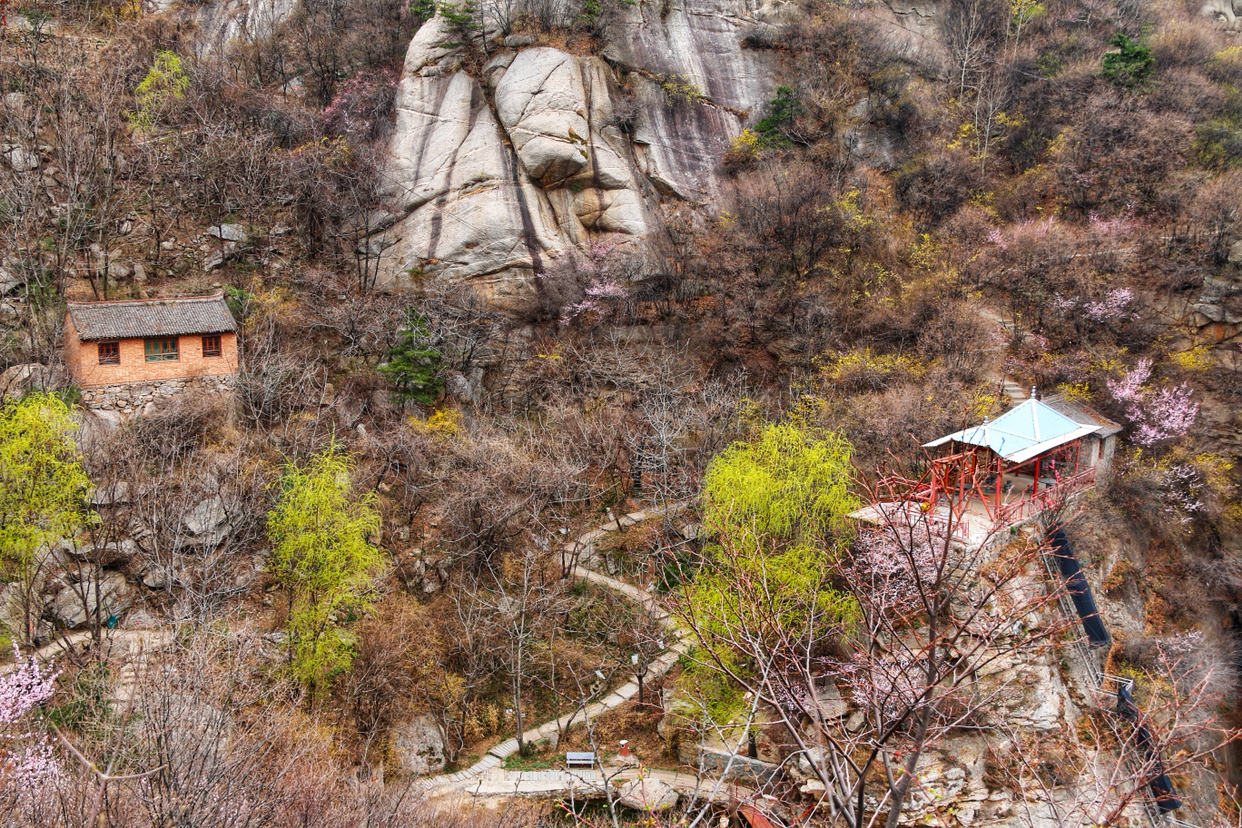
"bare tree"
943,0,1005,99
669,488,1074,828
483,548,570,754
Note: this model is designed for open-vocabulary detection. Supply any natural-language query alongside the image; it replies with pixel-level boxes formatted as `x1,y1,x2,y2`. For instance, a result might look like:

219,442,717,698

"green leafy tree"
410,0,437,27
701,419,857,547
379,309,444,404
131,50,190,131
267,444,385,698
682,421,859,706
1102,33,1153,88
0,392,93,645
752,85,799,147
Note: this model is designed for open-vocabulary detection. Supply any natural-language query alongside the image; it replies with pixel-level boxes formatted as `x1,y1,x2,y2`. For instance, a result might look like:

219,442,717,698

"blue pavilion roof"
923,398,1104,463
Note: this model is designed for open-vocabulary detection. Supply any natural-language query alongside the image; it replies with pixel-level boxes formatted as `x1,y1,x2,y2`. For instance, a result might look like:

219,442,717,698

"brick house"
64,294,239,412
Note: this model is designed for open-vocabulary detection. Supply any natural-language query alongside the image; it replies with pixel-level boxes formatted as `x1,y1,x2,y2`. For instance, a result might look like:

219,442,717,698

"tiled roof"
67,294,237,341
1040,394,1124,438
924,397,1105,463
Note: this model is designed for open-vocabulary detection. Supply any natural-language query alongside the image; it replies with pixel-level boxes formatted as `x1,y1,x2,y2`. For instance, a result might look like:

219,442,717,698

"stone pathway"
459,764,749,803
1001,379,1029,405
11,509,709,803
425,505,695,795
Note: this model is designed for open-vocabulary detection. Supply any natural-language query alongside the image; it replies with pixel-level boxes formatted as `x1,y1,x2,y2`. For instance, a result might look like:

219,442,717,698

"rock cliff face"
369,1,786,306
188,0,297,53
1202,0,1242,30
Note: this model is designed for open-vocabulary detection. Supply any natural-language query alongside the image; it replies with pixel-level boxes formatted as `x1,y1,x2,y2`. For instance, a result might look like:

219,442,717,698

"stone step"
1001,380,1028,403
417,504,698,794
488,738,520,758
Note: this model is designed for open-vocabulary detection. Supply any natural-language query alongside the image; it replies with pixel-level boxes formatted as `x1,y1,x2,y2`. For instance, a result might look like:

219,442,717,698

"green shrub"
753,85,798,145
436,1,480,47
657,74,704,106
1194,117,1242,169
410,0,436,27
379,309,444,404
1102,33,1153,88
130,50,189,131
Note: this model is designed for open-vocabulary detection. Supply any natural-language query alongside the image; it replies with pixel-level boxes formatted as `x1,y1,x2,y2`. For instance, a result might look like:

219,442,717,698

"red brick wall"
65,313,239,388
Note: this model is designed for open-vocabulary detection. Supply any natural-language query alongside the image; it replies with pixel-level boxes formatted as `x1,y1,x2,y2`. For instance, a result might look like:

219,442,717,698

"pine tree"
379,309,444,405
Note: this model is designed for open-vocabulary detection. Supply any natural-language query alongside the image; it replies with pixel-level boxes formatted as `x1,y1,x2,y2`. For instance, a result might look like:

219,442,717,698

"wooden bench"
565,751,596,769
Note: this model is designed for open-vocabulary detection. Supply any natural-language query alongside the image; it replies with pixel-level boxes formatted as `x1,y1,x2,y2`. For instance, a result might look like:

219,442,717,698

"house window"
144,337,179,361
202,335,222,358
98,342,120,364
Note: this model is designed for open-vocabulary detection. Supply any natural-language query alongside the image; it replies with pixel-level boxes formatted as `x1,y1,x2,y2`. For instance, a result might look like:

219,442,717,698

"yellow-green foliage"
728,127,762,157
823,347,917,391
409,408,463,438
0,392,92,583
1171,346,1211,373
702,421,857,545
131,50,189,131
267,443,385,695
1010,0,1044,28
657,74,704,106
834,188,872,232
687,422,859,685
1056,381,1092,403
949,110,1026,159
690,536,859,645
678,657,748,726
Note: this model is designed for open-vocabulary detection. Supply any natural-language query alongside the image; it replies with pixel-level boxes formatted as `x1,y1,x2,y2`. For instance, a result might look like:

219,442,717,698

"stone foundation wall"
80,374,236,414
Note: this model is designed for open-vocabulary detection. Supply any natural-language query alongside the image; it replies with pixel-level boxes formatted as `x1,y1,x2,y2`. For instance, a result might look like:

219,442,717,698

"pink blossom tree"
0,647,60,815
1106,358,1199,447
560,241,630,324
668,480,1070,828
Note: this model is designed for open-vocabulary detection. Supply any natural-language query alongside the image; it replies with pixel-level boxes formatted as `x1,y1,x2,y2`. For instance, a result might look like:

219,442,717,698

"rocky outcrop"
49,572,134,629
188,0,297,52
1201,0,1242,30
370,1,783,306
0,363,58,400
391,714,447,776
617,776,679,812
495,49,592,187
183,497,233,549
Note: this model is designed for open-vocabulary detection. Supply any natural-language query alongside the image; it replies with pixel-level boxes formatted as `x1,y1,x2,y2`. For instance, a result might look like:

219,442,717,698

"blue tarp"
1046,527,1110,647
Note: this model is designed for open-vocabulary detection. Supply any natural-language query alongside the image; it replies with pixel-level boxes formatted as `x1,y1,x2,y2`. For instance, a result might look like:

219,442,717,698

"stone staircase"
1001,379,1029,405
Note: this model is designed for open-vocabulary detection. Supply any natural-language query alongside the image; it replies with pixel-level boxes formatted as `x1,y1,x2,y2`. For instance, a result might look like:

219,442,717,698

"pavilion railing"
996,466,1096,526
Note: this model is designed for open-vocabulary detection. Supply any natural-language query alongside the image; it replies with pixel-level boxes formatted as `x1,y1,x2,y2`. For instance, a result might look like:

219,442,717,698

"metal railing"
1038,549,1198,828
1040,548,1103,691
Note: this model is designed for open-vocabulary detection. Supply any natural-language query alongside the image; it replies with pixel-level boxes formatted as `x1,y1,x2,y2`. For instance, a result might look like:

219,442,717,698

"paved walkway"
459,765,751,803
12,509,708,802
427,506,695,794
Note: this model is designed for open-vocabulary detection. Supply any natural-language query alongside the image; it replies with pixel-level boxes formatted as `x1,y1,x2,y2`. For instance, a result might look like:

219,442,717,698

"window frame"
97,341,120,365
202,334,222,358
144,336,179,362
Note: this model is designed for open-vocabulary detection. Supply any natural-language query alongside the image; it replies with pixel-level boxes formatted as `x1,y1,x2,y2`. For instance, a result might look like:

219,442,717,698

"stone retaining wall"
79,374,236,414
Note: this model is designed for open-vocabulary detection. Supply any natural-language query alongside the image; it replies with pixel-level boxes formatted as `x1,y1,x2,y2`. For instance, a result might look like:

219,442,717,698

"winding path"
12,509,710,800
427,507,694,792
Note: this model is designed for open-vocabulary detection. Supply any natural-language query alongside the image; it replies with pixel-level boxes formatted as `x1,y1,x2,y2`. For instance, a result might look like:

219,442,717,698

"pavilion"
851,393,1121,545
